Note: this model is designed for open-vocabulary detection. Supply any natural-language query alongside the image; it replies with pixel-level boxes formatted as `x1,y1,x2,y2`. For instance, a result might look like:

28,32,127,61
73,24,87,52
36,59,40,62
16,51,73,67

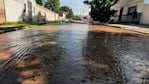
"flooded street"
0,23,149,84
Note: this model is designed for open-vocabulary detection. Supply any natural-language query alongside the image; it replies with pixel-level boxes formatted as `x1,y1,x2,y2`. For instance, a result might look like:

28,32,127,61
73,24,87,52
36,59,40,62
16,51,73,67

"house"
111,0,149,25
0,0,65,23
0,0,36,22
81,15,90,22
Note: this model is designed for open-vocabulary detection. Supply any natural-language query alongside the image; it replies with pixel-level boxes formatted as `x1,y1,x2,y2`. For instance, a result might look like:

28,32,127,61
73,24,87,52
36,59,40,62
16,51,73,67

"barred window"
127,6,137,15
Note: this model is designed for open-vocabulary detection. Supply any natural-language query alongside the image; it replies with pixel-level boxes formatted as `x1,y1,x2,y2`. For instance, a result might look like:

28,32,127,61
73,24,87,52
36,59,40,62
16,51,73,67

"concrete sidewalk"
108,24,149,34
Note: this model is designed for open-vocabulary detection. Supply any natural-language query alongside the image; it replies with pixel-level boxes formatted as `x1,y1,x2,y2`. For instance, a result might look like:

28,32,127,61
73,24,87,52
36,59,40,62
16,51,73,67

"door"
28,1,32,21
118,7,123,22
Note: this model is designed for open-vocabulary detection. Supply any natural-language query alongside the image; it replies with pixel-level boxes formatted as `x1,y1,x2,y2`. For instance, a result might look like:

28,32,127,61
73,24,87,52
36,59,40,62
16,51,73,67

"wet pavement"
0,23,149,84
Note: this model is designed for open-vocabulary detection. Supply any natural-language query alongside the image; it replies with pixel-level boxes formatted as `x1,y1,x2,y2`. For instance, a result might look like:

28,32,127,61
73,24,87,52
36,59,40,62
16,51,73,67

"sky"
60,0,90,15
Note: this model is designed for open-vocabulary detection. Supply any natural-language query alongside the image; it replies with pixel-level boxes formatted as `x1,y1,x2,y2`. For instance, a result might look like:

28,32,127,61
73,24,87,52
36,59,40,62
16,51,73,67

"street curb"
90,22,149,35
106,24,149,35
0,26,25,34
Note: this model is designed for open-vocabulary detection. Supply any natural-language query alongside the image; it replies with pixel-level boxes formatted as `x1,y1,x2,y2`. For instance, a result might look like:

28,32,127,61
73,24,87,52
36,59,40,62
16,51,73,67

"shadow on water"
81,31,128,84
0,24,149,84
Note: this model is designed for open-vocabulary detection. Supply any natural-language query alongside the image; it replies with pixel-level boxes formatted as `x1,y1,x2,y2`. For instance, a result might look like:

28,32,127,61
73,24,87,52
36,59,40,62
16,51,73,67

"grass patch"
0,27,21,31
0,22,46,27
0,22,25,31
0,22,47,31
0,22,43,32
0,22,31,27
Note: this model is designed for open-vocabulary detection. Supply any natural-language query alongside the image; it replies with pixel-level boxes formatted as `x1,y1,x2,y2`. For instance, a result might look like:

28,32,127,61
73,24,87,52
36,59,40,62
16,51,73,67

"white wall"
4,0,36,22
4,0,24,22
112,0,129,15
36,4,66,22
112,0,143,15
122,0,143,15
140,4,149,24
36,4,59,21
4,0,65,22
111,0,144,22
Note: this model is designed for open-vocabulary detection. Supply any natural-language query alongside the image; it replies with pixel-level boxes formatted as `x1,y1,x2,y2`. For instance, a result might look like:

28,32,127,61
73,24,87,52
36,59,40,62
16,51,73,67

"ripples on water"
0,23,148,84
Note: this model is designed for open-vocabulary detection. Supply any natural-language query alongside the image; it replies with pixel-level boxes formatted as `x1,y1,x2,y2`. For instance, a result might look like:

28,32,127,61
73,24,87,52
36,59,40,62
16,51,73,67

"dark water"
0,23,149,84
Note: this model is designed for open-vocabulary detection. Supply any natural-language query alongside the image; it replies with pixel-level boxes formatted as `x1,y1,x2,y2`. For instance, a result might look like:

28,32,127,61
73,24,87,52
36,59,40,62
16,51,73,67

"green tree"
73,15,81,20
60,6,74,19
44,1,54,11
36,0,43,5
54,0,60,11
84,0,119,22
44,0,60,12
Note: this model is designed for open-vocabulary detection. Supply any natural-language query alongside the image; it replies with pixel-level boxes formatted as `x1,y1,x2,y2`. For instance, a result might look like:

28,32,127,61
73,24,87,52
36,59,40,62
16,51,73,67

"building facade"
0,0,64,23
0,0,37,22
0,0,6,22
111,0,149,25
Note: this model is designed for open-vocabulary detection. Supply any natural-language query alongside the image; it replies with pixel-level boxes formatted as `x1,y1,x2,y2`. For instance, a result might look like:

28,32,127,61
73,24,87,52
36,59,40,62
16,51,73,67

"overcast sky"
60,0,90,15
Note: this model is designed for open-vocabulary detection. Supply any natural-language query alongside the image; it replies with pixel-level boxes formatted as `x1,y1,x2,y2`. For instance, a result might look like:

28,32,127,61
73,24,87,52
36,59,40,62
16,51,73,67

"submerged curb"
89,22,149,35
107,24,149,35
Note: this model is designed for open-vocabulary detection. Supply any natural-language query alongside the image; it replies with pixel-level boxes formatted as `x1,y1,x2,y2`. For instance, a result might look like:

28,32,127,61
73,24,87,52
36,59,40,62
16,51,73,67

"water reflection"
106,33,149,84
0,24,148,84
82,31,125,84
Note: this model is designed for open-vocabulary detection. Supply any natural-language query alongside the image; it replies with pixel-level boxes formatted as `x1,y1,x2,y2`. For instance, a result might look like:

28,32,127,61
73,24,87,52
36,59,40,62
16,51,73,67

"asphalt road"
0,23,149,84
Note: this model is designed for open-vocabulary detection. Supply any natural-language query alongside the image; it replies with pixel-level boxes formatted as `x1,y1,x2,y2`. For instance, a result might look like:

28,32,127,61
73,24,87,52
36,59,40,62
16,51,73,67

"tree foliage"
36,0,43,5
44,0,60,12
44,1,54,11
60,6,74,19
54,0,60,11
84,0,119,22
73,15,81,20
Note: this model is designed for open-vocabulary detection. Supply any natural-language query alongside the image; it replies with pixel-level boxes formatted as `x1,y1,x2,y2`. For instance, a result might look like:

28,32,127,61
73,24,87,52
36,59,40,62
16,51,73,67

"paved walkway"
108,24,149,34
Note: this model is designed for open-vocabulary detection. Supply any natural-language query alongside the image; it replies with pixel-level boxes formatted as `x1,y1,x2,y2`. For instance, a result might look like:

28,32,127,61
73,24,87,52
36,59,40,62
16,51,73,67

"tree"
84,0,119,22
44,1,54,11
54,0,60,11
36,0,43,5
44,0,60,12
73,15,81,20
60,6,74,19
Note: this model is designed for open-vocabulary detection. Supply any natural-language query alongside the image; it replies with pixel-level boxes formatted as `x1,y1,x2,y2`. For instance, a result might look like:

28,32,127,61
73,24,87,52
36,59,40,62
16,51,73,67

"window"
127,6,137,15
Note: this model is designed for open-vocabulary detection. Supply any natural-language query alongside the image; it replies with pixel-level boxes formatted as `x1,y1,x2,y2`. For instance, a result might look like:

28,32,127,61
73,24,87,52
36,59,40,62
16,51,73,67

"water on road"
0,23,149,84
